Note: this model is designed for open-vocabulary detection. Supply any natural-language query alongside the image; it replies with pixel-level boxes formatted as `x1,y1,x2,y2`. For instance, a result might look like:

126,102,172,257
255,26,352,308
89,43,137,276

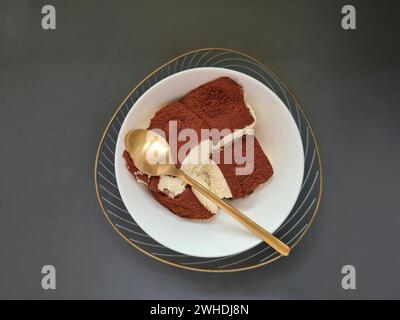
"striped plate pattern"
94,48,322,272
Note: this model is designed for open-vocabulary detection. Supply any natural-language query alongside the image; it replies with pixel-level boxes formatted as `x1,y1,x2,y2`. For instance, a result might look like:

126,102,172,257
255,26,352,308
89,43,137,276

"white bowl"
115,67,304,258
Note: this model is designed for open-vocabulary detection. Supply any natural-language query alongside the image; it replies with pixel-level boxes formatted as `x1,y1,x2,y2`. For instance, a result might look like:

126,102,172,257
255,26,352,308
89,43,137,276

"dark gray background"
1,0,399,299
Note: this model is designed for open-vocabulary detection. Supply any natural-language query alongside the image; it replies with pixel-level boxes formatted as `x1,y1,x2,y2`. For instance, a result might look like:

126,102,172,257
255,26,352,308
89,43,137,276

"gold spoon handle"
177,170,291,256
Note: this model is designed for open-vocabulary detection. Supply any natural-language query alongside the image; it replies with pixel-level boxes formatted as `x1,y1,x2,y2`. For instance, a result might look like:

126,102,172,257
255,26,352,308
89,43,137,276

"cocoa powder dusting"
181,77,254,131
148,101,208,165
216,136,273,198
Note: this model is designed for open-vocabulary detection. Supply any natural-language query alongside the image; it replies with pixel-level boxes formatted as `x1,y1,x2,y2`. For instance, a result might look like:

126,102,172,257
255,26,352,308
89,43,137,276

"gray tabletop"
1,0,399,299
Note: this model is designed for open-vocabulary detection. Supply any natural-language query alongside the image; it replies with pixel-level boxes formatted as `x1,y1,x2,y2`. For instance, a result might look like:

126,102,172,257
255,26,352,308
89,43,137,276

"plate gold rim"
94,48,323,273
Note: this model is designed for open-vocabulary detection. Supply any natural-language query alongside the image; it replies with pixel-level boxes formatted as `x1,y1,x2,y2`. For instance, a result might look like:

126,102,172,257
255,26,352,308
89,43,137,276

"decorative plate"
94,48,322,272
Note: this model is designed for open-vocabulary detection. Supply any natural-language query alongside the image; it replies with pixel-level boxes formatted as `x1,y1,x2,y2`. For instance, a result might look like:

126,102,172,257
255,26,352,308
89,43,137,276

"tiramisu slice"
123,77,273,220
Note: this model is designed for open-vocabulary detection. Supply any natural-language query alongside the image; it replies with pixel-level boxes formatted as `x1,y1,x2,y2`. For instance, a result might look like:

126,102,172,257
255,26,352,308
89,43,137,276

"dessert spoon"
125,128,290,256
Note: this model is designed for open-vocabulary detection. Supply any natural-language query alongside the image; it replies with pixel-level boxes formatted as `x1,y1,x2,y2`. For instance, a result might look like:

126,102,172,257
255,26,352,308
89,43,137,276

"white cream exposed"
158,139,232,214
157,175,186,197
134,171,150,185
181,161,232,213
